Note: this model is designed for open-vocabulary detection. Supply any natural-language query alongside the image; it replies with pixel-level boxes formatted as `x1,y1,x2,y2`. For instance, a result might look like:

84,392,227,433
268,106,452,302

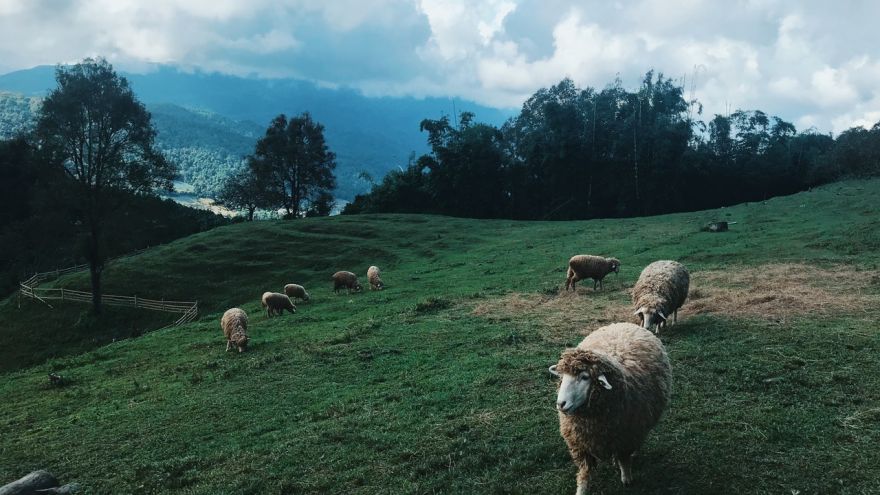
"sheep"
332,271,363,294
565,255,620,291
284,283,310,303
220,308,249,352
261,292,297,317
549,322,672,493
631,260,690,333
367,265,384,290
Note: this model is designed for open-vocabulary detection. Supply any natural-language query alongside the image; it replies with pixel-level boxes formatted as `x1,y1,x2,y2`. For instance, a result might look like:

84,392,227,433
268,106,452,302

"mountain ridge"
0,65,515,199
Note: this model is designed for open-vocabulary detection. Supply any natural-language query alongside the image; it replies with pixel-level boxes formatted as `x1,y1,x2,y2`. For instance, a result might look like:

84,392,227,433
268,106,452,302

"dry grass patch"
471,263,878,334
471,289,633,338
685,263,878,322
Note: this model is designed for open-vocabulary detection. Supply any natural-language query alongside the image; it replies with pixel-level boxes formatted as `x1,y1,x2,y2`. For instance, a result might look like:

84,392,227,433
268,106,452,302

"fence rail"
18,261,198,327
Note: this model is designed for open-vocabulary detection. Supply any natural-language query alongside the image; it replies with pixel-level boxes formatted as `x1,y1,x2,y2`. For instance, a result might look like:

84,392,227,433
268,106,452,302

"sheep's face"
609,258,621,274
232,331,249,352
550,351,613,415
635,306,666,332
353,283,363,292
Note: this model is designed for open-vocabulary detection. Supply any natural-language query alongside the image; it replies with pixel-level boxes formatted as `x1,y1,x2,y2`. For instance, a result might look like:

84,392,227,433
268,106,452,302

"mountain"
0,65,515,199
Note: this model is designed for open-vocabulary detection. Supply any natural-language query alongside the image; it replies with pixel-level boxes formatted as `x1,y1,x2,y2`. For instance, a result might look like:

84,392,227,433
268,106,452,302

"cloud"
1,0,879,133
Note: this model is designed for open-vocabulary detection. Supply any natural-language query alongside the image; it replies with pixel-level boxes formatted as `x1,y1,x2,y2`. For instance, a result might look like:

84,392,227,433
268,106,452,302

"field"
1,179,879,494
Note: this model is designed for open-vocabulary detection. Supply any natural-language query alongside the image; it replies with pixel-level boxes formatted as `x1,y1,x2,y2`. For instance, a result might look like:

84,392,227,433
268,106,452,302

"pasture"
1,179,879,494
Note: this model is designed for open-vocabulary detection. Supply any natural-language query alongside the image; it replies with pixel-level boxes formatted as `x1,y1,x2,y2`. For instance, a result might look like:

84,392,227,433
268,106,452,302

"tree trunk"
87,225,103,315
0,470,58,495
247,207,256,221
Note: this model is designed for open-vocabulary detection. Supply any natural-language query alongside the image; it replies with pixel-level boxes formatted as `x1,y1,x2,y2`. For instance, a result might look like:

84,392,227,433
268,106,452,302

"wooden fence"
18,262,198,327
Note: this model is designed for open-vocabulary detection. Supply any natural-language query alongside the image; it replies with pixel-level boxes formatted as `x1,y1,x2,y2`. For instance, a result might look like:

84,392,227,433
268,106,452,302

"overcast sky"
2,0,879,133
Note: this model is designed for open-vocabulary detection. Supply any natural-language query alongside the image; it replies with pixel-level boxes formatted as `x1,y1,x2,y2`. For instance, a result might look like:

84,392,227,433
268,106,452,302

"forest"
344,72,880,219
0,136,227,297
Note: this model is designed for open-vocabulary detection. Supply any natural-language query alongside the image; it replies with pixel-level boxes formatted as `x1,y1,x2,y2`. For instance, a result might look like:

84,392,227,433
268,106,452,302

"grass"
1,179,879,494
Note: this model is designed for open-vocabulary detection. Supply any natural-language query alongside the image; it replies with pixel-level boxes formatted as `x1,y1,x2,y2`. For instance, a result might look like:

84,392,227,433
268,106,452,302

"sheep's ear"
548,365,560,377
657,310,667,321
597,373,612,390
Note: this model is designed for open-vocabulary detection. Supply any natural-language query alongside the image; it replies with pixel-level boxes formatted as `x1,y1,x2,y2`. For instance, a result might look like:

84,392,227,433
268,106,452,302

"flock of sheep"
553,255,690,494
219,253,688,494
219,266,384,353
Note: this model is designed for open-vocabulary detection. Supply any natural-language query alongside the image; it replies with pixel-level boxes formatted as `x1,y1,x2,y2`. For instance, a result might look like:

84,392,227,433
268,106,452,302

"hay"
471,263,878,334
684,263,877,321
471,289,632,339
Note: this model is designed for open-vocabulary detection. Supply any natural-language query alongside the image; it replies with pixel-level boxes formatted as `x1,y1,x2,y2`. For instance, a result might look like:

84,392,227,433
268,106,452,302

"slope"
1,179,879,494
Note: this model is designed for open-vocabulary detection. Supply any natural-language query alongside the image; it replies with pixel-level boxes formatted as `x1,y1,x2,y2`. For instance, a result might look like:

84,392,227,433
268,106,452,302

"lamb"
367,265,384,290
631,260,690,333
283,283,310,302
565,255,621,291
549,322,672,494
220,308,249,352
261,292,297,317
332,271,363,294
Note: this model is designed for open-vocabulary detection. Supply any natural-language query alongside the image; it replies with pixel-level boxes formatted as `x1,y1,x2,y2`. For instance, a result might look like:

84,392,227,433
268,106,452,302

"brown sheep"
261,292,296,317
367,265,384,290
632,260,690,333
549,323,672,493
565,255,620,291
220,308,249,352
332,271,362,294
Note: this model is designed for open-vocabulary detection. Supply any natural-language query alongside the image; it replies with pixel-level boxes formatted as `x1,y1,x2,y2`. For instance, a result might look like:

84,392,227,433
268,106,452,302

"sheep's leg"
618,453,634,485
574,457,594,495
674,309,678,324
225,340,231,352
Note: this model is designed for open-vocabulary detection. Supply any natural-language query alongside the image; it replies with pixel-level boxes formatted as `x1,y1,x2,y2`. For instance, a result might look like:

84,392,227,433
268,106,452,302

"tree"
217,167,265,221
250,113,337,217
35,58,175,314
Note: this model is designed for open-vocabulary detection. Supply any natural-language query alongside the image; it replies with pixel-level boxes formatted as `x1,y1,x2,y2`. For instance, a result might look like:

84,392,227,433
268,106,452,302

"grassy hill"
1,179,879,494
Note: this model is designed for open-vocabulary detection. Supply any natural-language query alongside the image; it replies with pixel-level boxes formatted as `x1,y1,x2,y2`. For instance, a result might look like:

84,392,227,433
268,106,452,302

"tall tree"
250,113,337,217
217,167,265,221
35,58,175,314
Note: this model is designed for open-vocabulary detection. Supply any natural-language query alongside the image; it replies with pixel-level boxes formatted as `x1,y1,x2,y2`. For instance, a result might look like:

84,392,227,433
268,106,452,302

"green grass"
1,179,879,494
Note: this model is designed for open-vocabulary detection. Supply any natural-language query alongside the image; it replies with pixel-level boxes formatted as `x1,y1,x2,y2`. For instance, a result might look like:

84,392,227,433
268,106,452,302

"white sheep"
367,266,384,290
565,255,621,291
261,292,296,317
631,260,690,333
284,283,310,303
549,322,672,494
220,308,249,352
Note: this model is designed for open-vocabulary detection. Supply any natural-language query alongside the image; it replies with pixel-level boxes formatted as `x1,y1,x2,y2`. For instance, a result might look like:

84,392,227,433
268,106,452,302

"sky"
1,0,879,134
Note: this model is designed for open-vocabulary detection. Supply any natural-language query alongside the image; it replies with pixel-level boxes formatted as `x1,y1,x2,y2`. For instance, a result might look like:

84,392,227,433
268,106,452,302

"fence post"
61,288,65,301
134,295,138,308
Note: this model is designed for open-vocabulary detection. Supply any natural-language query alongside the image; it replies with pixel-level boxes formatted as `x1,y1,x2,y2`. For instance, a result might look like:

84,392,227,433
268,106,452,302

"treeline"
344,73,880,219
0,137,227,297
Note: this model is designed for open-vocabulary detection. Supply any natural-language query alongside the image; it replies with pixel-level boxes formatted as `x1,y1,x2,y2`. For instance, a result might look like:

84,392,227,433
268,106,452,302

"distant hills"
0,65,514,199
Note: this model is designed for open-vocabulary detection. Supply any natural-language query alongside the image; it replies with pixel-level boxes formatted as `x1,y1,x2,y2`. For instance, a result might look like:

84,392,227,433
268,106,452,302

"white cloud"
1,0,880,133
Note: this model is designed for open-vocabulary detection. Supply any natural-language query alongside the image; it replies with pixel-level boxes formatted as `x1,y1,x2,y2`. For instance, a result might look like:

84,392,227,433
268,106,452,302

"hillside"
1,180,879,493
0,65,514,199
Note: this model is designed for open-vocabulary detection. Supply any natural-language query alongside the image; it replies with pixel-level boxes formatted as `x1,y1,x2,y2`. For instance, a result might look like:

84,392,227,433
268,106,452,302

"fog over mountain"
0,65,512,199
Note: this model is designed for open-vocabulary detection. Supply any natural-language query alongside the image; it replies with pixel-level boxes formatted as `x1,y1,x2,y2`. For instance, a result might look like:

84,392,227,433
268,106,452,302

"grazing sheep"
220,308,249,353
284,283,310,303
549,323,672,494
632,260,690,333
367,265,384,290
565,255,620,291
261,292,297,317
332,271,363,294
